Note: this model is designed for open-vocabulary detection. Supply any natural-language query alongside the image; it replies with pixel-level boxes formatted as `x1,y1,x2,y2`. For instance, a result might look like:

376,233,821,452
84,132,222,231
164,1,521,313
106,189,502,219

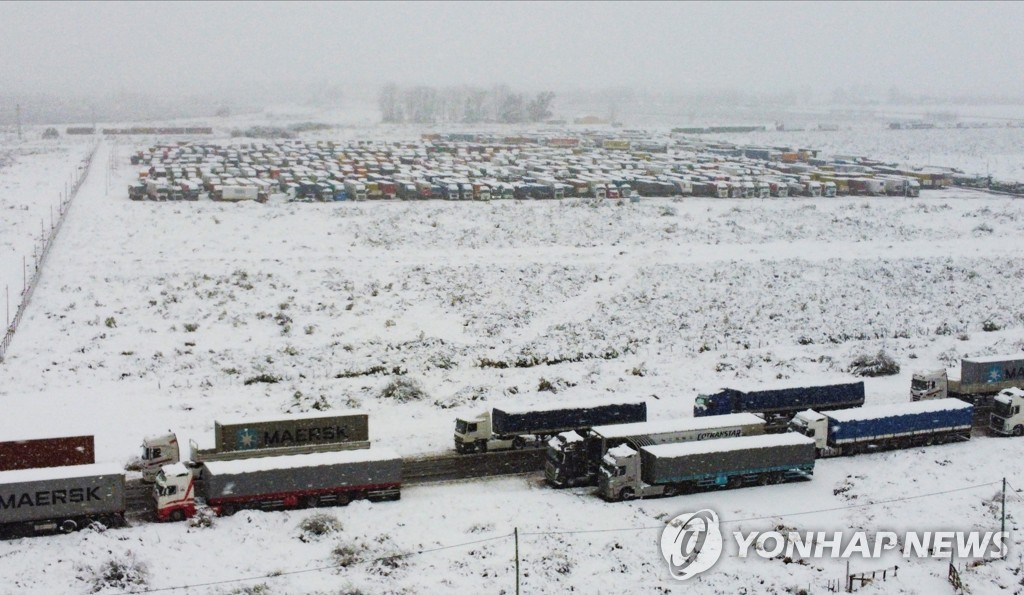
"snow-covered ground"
0,133,95,330
2,121,1024,594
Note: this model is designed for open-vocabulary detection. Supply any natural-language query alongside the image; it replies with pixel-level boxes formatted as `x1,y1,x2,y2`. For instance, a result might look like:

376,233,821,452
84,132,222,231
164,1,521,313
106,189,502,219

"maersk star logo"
988,365,1005,384
236,428,258,450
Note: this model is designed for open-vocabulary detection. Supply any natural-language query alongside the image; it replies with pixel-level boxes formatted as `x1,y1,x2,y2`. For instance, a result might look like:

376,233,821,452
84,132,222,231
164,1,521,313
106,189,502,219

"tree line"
378,84,555,124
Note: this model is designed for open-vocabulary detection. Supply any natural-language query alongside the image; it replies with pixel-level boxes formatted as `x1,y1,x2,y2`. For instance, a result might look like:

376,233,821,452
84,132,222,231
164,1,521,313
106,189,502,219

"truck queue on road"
3,353,1024,538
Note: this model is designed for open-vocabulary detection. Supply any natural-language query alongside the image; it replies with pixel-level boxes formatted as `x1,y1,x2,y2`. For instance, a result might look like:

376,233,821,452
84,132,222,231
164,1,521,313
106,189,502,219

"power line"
521,480,1003,537
115,481,1006,593
115,532,513,594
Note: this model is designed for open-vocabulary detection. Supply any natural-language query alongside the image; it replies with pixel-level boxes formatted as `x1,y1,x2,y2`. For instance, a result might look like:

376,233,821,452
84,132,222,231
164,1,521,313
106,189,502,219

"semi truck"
454,400,647,454
598,433,816,501
154,448,402,521
0,463,126,536
989,388,1024,436
788,398,973,457
545,413,765,487
140,411,370,481
694,382,865,425
911,355,1024,405
0,435,95,472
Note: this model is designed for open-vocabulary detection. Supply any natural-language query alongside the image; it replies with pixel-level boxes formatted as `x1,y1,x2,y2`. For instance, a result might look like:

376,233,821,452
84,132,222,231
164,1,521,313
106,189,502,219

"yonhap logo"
660,509,724,580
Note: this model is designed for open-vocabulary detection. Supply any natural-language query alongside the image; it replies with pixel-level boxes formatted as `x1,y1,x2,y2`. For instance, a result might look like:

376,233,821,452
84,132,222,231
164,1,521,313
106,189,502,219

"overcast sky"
2,1,1023,99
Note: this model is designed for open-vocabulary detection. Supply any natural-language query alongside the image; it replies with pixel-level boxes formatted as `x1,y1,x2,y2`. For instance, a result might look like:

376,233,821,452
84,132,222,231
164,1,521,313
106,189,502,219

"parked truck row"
125,134,939,206
5,362,1024,537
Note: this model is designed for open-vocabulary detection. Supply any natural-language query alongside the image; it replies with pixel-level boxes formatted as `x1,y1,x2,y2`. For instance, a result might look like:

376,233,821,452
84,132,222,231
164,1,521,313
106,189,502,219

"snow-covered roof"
642,433,814,458
215,410,366,427
995,388,1024,405
161,462,191,477
202,447,399,475
592,413,764,439
606,444,638,458
826,398,971,423
493,398,645,415
0,463,124,484
963,355,1024,365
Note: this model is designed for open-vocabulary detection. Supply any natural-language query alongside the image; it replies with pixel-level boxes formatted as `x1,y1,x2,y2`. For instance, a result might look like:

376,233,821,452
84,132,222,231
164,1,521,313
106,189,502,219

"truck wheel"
221,504,236,516
1014,426,1024,437
619,488,635,501
477,441,488,454
512,437,525,450
305,495,319,509
170,509,185,522
60,519,78,533
727,476,743,489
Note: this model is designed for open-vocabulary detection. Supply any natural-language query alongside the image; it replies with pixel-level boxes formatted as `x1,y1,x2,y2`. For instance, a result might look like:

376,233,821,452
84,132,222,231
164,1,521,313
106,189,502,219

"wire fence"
0,142,99,363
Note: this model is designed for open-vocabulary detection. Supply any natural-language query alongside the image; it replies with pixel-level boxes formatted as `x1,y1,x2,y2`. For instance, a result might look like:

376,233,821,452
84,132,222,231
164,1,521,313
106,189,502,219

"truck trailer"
789,398,973,457
0,435,95,472
141,411,370,481
598,433,815,501
0,463,126,536
694,382,865,425
545,413,765,487
454,400,647,454
154,448,401,521
912,355,1024,406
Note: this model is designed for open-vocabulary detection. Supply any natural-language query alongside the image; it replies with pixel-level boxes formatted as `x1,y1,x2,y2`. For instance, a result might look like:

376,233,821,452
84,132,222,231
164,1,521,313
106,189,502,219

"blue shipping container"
826,400,973,445
695,383,865,417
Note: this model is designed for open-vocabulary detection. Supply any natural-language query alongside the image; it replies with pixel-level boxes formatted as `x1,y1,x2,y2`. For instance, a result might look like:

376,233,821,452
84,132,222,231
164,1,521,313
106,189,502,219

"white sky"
1,1,1022,97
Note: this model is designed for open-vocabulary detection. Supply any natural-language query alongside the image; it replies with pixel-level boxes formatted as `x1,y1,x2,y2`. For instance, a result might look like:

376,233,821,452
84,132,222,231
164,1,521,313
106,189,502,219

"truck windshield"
994,400,1014,417
910,378,931,391
455,420,468,434
546,448,563,465
694,396,708,411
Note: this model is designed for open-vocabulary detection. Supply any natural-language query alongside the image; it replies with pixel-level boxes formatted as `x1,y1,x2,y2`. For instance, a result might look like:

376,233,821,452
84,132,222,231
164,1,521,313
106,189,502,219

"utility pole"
16,104,22,140
512,528,520,589
1002,477,1006,540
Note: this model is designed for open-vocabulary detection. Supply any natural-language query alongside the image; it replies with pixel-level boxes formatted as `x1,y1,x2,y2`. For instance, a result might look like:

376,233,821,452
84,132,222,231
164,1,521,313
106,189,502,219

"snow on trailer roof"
215,409,367,427
0,463,124,484
963,355,1024,364
492,398,645,415
592,413,764,439
825,398,971,423
202,448,400,475
642,433,814,459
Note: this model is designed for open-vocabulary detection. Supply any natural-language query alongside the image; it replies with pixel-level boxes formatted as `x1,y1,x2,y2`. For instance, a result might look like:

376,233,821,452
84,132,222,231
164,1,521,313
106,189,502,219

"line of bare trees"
378,84,555,124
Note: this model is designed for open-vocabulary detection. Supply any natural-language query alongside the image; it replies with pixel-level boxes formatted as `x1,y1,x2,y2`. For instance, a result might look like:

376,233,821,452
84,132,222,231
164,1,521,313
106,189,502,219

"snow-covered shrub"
188,504,216,529
379,376,429,402
982,319,1003,332
85,551,149,593
298,512,342,542
848,350,901,377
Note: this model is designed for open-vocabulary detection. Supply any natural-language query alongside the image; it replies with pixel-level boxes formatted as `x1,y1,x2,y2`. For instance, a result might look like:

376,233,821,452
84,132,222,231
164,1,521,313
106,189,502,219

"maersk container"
0,435,95,471
640,433,816,486
694,382,865,418
212,411,369,454
960,357,1024,387
492,401,647,436
198,448,402,507
824,399,973,445
0,463,125,528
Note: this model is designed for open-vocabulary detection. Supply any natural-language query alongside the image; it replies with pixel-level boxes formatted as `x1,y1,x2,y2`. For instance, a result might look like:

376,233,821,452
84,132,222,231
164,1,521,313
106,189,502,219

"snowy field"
2,122,1024,594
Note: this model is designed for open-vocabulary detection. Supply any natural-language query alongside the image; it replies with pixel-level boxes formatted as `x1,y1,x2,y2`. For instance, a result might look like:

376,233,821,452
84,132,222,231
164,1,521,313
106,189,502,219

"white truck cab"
788,410,838,457
153,462,197,521
911,369,949,401
453,411,518,453
141,433,181,481
990,388,1024,436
